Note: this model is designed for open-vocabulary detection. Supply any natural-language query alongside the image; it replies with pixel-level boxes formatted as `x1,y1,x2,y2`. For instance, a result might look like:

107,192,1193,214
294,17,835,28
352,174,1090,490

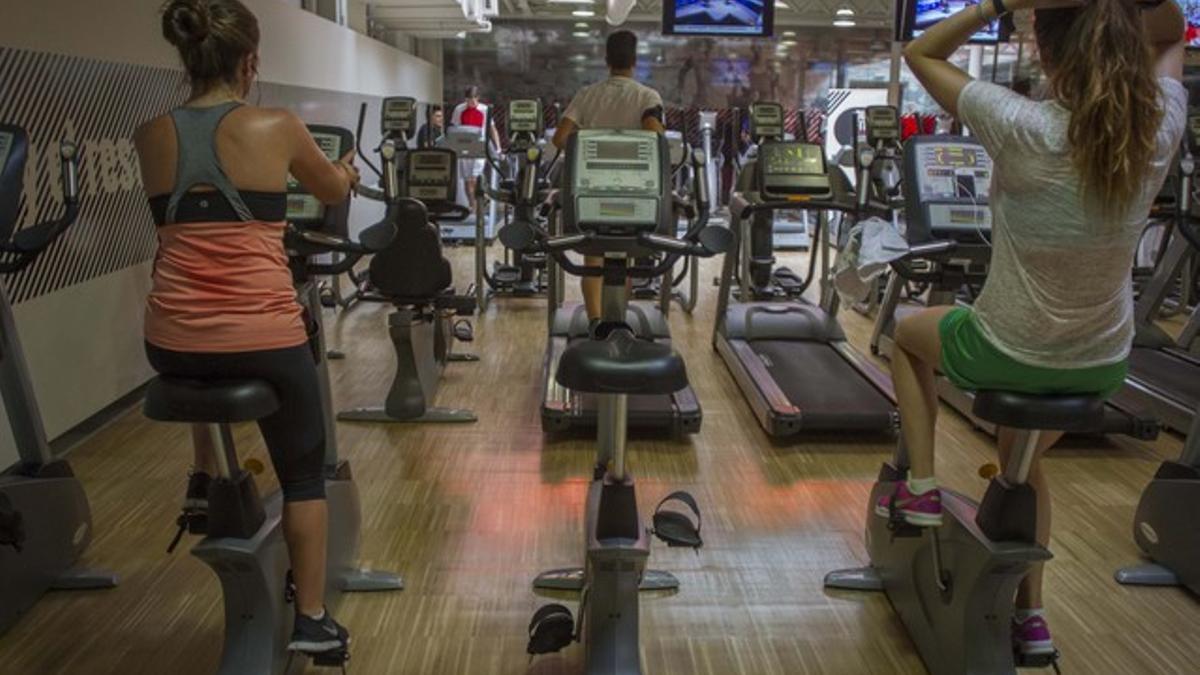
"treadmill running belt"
751,340,896,430
1129,347,1200,409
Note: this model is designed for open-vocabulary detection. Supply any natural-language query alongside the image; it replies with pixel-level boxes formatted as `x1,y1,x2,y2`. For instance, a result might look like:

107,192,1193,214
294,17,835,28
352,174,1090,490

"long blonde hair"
1035,0,1162,216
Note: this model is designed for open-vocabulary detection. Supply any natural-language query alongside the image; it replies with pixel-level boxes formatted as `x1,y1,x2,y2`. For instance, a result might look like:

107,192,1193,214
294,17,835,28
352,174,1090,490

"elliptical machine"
336,100,479,424
824,136,1111,674
0,125,117,636
1115,134,1200,596
144,125,403,675
516,129,730,674
475,99,551,310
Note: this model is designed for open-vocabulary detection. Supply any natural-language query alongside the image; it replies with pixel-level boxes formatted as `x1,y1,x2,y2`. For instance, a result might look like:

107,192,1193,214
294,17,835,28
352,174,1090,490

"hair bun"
162,0,212,47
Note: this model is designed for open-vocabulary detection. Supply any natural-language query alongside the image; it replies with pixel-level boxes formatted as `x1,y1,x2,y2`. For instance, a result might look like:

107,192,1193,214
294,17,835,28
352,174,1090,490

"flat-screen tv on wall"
662,0,774,38
1173,0,1200,48
895,0,1011,43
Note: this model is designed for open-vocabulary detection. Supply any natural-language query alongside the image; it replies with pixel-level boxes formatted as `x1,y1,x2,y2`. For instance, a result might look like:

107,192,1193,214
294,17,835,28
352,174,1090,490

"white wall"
0,0,442,444
0,0,442,103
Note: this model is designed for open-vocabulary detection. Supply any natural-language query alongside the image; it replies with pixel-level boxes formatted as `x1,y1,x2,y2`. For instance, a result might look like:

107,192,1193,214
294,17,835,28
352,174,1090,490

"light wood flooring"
2,244,1198,674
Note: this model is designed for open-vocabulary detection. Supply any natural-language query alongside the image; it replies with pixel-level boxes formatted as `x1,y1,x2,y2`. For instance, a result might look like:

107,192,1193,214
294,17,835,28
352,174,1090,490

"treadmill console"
749,102,784,141
902,136,993,243
404,148,458,204
756,142,832,199
566,129,669,234
382,97,416,138
288,125,353,229
865,106,900,146
508,99,543,135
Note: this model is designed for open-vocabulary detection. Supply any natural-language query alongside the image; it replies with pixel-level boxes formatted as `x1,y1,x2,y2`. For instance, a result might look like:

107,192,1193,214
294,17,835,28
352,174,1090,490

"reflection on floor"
1,245,1196,674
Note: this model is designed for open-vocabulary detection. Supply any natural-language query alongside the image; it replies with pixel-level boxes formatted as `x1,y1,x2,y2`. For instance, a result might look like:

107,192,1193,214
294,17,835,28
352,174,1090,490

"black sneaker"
288,609,350,654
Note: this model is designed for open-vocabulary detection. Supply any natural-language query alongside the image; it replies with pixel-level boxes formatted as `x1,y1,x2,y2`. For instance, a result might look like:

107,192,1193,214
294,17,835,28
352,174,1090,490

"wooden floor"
3,244,1199,675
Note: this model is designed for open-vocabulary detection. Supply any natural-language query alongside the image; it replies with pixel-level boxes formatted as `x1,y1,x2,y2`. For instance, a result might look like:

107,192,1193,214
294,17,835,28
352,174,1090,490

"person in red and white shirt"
450,85,501,215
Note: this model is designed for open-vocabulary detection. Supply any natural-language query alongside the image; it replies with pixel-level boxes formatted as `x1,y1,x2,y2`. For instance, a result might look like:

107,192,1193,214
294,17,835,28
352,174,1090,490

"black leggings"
146,342,327,502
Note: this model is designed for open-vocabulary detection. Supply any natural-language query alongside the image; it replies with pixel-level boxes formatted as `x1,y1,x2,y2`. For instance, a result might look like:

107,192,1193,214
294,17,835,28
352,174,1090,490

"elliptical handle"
355,102,382,179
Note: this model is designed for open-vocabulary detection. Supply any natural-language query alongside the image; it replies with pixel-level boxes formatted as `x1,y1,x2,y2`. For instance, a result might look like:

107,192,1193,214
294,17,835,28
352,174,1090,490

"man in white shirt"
553,30,666,323
450,86,501,216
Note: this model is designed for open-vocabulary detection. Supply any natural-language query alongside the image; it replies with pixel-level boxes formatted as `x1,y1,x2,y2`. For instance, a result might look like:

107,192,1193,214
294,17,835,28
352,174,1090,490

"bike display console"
903,136,993,243
756,142,832,199
287,126,353,228
567,130,669,234
405,149,458,206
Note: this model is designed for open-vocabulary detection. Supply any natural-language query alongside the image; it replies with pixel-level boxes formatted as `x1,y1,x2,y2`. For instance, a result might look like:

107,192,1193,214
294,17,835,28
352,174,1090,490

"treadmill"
713,103,898,438
1110,117,1200,435
540,137,709,436
872,135,1160,440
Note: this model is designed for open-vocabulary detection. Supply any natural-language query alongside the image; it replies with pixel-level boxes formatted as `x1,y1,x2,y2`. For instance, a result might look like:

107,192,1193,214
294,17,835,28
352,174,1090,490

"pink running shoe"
875,482,943,526
1012,614,1055,656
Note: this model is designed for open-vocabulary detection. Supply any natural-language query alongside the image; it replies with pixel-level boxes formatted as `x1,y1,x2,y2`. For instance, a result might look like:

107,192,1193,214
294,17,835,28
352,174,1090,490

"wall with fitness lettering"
0,0,441,450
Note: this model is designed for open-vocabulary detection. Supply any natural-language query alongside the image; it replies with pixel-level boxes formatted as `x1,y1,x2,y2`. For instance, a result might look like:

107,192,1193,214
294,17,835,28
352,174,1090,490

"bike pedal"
652,491,703,549
453,319,474,343
527,604,575,655
1014,648,1061,673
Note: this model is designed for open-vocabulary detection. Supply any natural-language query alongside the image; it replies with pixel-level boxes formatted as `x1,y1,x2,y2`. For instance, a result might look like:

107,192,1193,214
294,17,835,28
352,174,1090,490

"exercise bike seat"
972,390,1106,432
556,328,688,395
144,377,280,423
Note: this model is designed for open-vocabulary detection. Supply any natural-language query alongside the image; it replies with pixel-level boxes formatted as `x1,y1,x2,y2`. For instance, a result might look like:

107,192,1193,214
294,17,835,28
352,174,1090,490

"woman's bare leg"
283,499,329,617
892,307,955,479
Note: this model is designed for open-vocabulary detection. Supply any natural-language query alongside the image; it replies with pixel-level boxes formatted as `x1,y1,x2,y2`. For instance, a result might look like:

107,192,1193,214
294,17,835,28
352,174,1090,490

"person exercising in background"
417,106,444,148
553,30,666,324
450,86,501,215
134,0,359,655
879,0,1186,658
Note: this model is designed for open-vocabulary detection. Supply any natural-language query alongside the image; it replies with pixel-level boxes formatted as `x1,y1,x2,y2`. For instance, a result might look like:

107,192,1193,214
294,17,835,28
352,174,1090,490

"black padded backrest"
368,197,452,299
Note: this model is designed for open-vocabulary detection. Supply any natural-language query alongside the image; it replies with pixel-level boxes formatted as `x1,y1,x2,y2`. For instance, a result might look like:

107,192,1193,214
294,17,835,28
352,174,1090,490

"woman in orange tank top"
134,0,360,653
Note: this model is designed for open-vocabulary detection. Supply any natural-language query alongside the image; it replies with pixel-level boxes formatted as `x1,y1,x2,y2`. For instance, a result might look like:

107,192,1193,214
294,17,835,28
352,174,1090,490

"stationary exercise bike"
144,125,403,674
0,124,118,636
515,129,731,674
825,137,1110,674
337,99,479,425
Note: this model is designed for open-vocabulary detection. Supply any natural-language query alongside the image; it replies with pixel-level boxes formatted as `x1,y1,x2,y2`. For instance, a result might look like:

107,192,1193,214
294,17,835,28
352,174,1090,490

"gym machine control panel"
382,97,416,137
404,149,458,204
756,142,833,199
288,126,352,226
508,99,542,135
569,130,666,232
865,106,900,146
903,137,993,242
749,102,784,141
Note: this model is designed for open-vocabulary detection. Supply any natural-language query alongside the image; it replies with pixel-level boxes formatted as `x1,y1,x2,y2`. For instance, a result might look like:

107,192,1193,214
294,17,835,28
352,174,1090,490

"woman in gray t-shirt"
876,0,1187,657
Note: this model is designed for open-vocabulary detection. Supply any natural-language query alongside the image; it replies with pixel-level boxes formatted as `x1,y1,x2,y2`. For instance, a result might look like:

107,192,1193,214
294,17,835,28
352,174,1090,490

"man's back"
563,76,663,130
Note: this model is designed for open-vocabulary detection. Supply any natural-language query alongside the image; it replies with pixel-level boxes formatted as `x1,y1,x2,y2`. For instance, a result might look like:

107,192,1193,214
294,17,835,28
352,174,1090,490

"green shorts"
938,307,1127,399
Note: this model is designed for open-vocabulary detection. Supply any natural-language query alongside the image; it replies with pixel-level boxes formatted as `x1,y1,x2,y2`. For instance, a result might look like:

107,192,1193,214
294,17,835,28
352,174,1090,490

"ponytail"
1035,0,1162,217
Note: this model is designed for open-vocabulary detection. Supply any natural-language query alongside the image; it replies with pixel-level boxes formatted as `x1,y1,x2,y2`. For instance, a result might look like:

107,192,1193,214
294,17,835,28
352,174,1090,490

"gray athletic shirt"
562,75,663,130
956,78,1187,369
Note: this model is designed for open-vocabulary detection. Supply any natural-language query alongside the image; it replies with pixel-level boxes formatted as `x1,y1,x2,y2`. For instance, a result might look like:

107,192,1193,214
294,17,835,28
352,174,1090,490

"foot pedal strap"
652,491,703,549
310,648,351,668
527,603,575,655
1015,649,1061,673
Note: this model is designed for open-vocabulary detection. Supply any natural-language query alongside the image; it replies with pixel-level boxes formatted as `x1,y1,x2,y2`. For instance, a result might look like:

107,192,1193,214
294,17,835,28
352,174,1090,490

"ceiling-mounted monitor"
895,0,1011,43
662,0,774,38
